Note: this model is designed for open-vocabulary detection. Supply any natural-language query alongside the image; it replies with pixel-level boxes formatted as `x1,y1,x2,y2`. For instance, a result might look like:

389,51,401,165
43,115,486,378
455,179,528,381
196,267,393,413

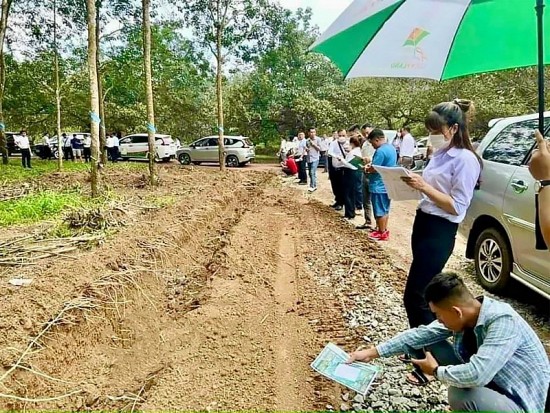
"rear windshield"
156,137,174,145
244,139,253,147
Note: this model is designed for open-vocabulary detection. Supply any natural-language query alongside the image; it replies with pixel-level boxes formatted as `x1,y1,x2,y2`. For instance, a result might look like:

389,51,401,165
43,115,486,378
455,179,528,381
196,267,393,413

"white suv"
459,112,550,299
119,134,177,162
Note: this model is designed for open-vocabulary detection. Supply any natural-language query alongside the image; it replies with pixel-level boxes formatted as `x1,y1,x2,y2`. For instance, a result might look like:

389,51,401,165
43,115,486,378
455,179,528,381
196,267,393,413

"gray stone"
428,396,440,405
353,394,364,404
388,389,400,396
352,403,363,412
342,393,350,402
391,396,410,406
371,400,385,409
411,388,422,398
340,403,350,412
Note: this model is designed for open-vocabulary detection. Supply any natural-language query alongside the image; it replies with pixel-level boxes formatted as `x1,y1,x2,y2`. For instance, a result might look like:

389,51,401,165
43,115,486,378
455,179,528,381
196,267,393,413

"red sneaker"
369,230,390,241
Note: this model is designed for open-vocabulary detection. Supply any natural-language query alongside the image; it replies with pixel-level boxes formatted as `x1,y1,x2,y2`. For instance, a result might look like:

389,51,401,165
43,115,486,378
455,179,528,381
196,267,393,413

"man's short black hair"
402,126,411,133
308,127,316,132
424,272,473,305
368,128,385,141
361,123,374,130
348,124,360,132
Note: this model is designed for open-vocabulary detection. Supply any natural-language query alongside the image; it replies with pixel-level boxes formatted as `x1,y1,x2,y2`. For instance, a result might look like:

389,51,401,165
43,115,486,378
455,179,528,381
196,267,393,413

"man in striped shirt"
347,273,549,412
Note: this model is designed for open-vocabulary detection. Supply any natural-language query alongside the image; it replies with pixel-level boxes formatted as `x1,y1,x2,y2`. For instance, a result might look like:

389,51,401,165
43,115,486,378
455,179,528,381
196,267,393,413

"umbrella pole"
536,0,545,132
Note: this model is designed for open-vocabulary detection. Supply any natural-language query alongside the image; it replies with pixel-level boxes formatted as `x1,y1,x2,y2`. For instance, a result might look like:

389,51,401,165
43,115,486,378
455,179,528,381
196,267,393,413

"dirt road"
0,163,546,411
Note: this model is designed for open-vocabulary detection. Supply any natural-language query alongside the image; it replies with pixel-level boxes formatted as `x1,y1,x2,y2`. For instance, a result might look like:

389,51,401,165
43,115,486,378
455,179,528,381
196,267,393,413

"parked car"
34,133,91,159
459,112,550,299
119,134,177,162
177,136,255,167
414,137,430,159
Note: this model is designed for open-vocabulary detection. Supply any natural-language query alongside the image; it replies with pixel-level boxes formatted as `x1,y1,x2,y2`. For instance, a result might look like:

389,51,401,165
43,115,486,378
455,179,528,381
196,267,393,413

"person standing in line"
295,132,308,185
15,129,31,169
306,127,322,192
83,134,92,163
328,130,348,211
400,99,482,357
357,123,375,230
338,136,362,221
347,125,363,212
112,133,120,163
62,133,73,161
530,129,550,251
399,127,416,169
365,129,398,241
41,132,52,160
391,130,402,158
319,134,330,173
71,134,83,163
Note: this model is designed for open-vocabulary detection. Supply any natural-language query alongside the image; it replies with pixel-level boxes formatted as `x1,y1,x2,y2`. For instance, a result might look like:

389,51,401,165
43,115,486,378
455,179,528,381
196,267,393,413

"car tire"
474,228,513,293
178,153,191,165
226,155,239,168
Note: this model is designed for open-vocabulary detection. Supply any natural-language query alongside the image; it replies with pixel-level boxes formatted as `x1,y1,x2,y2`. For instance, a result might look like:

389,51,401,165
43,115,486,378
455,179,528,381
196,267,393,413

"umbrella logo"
403,27,430,61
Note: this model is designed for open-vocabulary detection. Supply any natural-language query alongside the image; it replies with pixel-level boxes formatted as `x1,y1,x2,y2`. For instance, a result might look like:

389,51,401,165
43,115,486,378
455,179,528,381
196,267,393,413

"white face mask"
429,134,451,151
338,137,346,144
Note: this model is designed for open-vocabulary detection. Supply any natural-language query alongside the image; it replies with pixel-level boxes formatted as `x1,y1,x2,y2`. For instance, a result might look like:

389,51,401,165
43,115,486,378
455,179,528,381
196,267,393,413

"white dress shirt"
328,140,347,168
400,133,416,158
419,147,481,223
15,135,30,149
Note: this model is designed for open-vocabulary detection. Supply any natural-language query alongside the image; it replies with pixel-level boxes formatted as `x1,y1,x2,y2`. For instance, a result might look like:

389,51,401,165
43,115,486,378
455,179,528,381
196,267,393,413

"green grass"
0,159,89,183
0,190,89,227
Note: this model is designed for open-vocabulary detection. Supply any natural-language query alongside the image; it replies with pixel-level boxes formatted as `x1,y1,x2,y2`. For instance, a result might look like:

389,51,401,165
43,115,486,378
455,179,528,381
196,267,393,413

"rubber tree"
53,0,63,171
86,0,101,197
180,0,270,171
0,0,12,165
142,0,157,185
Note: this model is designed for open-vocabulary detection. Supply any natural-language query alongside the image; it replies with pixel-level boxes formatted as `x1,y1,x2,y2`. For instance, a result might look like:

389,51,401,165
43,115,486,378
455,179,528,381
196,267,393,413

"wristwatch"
534,180,550,194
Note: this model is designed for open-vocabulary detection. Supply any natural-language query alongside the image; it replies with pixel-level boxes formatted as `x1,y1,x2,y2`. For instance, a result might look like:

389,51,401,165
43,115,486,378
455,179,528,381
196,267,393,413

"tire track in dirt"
273,229,302,410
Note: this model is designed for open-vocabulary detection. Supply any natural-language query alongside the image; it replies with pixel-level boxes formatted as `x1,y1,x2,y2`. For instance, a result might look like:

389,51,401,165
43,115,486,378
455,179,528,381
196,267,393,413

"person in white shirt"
62,133,73,161
83,134,92,163
391,131,402,157
399,127,416,169
327,130,348,210
358,123,375,230
14,129,31,168
106,134,116,162
295,132,308,185
112,133,120,163
337,135,362,221
41,133,52,160
319,135,330,173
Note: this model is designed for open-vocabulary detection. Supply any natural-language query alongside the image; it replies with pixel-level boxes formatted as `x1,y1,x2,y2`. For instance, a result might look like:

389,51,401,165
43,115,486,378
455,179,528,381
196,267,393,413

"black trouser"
21,148,31,168
83,147,91,163
63,147,73,161
404,209,458,328
343,168,359,218
363,173,373,225
297,158,307,183
354,170,363,209
109,147,119,163
328,159,345,206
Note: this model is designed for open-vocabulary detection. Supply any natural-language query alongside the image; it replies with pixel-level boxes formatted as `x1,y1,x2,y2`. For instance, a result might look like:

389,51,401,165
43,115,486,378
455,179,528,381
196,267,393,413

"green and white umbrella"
311,0,550,127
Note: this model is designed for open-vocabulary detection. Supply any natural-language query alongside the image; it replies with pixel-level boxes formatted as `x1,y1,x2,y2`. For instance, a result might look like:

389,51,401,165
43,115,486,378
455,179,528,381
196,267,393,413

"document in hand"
311,343,380,396
349,156,365,169
372,166,422,201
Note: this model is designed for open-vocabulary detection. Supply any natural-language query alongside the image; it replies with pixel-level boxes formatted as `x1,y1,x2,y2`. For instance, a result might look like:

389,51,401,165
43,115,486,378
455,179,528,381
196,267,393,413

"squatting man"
346,272,550,412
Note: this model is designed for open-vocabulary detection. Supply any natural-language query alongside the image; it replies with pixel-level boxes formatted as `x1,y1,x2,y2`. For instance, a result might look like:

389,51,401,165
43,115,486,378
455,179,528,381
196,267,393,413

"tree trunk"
95,1,107,165
142,0,157,185
216,25,226,171
0,0,11,165
53,0,63,171
86,0,101,197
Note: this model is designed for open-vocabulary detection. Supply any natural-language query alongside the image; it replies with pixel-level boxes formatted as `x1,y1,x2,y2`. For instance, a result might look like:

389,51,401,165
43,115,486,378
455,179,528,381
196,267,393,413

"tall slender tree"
53,0,63,171
86,0,101,197
0,0,12,165
181,0,270,171
142,0,157,184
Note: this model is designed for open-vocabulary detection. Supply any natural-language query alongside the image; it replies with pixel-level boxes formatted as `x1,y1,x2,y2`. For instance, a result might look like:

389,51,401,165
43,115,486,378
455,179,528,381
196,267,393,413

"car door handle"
511,180,529,193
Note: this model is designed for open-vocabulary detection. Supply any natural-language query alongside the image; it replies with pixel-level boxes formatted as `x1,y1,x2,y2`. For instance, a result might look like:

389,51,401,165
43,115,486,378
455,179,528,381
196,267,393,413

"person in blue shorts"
365,128,397,241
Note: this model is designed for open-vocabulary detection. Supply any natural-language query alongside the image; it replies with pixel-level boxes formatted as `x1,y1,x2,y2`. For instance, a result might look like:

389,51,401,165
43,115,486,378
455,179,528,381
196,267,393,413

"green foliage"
0,190,86,226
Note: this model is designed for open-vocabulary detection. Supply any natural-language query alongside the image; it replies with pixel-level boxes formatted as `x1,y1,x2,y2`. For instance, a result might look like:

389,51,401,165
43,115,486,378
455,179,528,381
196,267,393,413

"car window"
482,119,547,166
244,139,253,147
232,140,244,148
207,138,218,147
224,138,235,146
132,135,148,144
120,137,131,144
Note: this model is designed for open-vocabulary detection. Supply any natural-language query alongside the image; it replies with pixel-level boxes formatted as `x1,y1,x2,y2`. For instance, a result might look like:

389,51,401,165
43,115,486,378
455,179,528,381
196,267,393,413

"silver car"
459,112,550,299
177,136,255,167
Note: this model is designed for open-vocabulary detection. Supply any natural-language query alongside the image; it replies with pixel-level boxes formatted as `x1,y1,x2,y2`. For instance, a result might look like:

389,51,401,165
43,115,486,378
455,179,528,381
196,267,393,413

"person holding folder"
530,129,550,251
399,99,482,359
364,129,397,241
338,136,362,221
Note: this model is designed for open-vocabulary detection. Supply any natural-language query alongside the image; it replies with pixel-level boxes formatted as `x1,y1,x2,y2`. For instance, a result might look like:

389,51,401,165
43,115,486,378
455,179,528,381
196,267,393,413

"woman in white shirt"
339,136,362,220
401,99,481,333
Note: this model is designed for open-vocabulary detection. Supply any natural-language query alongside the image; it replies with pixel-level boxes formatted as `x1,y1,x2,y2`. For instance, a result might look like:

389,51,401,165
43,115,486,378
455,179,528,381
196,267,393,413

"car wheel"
178,153,191,165
474,228,513,293
226,155,239,168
